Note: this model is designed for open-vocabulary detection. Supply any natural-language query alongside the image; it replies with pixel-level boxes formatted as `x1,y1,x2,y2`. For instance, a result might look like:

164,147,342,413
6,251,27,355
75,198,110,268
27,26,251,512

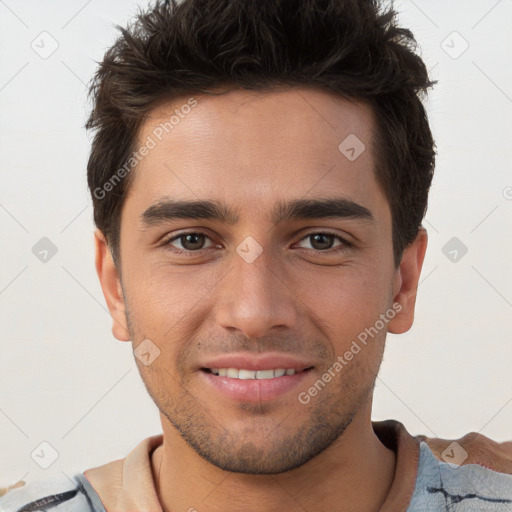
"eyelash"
161,230,352,256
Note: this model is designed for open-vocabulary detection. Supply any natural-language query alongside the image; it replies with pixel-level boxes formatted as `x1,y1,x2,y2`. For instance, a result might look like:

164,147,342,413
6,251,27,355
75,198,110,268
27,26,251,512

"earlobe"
387,227,428,335
94,230,131,342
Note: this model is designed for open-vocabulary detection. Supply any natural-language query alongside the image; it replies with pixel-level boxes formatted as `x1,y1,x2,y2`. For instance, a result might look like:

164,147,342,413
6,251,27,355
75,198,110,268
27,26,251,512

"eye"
165,232,216,253
296,231,351,252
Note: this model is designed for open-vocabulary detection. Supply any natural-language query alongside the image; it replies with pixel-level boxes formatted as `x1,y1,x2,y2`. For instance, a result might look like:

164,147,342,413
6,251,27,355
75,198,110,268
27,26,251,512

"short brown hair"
86,0,436,269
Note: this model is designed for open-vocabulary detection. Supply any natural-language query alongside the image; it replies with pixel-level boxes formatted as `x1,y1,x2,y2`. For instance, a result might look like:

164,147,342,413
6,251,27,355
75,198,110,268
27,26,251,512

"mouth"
201,367,313,379
199,363,314,402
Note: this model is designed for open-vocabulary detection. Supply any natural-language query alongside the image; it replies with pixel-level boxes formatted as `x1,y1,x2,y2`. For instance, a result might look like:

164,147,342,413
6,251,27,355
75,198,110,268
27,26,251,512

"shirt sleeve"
0,473,106,512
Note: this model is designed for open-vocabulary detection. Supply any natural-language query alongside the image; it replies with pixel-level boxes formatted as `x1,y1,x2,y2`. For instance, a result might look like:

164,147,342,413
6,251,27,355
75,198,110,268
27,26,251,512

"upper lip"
200,353,314,372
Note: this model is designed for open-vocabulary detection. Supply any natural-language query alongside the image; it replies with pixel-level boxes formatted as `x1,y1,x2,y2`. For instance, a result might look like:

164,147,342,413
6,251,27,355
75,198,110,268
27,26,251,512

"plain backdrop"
0,0,511,485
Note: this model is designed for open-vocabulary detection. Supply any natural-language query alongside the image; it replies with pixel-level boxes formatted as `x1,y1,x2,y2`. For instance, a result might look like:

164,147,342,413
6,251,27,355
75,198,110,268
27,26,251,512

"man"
2,0,511,510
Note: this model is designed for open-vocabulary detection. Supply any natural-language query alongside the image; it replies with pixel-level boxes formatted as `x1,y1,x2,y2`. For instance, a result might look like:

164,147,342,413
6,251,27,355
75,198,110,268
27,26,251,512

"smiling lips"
208,368,300,379
199,353,314,402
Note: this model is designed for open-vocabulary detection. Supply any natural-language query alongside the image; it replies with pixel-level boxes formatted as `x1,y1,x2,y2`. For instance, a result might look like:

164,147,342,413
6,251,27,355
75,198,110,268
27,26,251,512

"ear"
387,227,428,334
94,229,131,342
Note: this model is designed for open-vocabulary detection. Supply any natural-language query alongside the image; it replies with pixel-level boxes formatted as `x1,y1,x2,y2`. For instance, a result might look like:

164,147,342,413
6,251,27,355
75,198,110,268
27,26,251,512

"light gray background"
0,0,511,485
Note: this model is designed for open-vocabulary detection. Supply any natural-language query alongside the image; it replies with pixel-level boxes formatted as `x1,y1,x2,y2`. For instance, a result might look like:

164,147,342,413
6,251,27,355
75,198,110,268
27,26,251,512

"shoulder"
0,473,105,512
417,430,512,474
408,431,512,511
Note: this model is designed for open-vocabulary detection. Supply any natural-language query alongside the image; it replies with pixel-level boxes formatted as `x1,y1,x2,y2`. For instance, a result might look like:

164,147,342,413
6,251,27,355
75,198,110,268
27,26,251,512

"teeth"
226,368,239,378
209,368,296,379
256,369,275,379
239,369,256,380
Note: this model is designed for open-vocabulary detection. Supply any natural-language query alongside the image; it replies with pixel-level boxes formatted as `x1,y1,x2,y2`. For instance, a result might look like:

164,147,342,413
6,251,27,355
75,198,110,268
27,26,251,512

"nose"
214,239,299,340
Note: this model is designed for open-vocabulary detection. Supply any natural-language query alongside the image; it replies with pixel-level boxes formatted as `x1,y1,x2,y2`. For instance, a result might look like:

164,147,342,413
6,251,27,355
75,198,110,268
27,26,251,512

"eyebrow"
140,197,374,228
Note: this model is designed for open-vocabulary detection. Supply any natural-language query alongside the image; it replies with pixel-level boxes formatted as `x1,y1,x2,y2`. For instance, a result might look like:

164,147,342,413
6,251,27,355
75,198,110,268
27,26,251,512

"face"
96,85,426,474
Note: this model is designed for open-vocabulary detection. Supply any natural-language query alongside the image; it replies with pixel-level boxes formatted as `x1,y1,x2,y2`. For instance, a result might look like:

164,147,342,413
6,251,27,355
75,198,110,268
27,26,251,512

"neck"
152,402,396,512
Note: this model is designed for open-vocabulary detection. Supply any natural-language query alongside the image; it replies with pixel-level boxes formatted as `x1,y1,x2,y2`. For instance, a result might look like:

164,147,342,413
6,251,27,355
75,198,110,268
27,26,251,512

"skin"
95,84,427,512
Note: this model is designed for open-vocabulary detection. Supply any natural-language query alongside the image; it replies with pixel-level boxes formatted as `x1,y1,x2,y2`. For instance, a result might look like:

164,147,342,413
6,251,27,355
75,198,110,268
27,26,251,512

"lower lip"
199,369,312,402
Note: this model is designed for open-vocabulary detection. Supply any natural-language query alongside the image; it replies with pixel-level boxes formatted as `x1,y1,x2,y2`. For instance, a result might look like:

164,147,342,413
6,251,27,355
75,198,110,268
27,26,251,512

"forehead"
123,85,388,225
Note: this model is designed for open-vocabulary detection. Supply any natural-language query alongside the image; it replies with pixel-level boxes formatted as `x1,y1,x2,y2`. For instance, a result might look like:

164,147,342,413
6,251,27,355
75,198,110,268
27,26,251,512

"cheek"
122,265,216,375
296,263,392,335
125,261,214,326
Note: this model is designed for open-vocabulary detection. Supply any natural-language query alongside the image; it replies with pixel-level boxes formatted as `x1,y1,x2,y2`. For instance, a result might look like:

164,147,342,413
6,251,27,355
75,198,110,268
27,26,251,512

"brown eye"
309,233,335,250
179,233,205,251
297,231,349,252
166,232,214,252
